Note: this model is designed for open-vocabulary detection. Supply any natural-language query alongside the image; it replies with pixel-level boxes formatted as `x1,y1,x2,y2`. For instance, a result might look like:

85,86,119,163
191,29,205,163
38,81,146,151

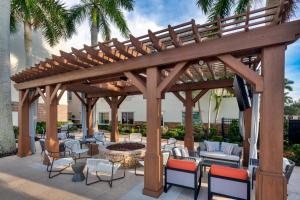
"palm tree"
0,0,16,154
10,0,75,67
196,0,296,22
70,0,134,45
285,78,294,105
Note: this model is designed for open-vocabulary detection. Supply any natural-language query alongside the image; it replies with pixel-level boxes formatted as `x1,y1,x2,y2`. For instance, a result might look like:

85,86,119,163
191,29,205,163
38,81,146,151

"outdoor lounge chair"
129,133,143,143
45,150,74,179
64,139,89,160
162,138,177,151
134,151,170,176
208,165,250,200
172,146,201,163
86,157,125,187
164,158,202,200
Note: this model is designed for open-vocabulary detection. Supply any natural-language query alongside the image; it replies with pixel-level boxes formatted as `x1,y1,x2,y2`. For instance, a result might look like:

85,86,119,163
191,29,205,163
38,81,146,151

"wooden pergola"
11,1,300,199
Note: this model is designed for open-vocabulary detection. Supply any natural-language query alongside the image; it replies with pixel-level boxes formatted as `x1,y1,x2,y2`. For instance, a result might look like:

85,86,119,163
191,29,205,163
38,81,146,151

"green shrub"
227,119,242,144
13,126,19,139
36,121,46,135
99,124,111,131
292,144,300,165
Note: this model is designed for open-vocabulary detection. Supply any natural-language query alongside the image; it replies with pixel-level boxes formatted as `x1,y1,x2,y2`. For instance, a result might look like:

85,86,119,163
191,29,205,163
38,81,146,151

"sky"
61,0,300,100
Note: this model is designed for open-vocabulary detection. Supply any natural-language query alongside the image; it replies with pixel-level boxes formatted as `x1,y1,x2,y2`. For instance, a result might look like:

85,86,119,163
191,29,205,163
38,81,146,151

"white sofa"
198,141,242,168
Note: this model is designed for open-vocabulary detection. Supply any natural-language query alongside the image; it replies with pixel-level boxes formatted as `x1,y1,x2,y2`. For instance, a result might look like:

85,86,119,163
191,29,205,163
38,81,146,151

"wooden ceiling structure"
12,1,300,200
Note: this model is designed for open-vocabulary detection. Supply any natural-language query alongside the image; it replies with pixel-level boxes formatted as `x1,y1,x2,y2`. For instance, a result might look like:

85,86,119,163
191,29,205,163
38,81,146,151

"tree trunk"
207,90,212,134
24,21,33,67
91,23,98,46
214,89,224,124
0,0,17,154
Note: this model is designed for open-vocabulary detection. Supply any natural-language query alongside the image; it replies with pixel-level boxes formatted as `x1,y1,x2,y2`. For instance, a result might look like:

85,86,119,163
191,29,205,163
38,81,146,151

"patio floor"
0,141,299,200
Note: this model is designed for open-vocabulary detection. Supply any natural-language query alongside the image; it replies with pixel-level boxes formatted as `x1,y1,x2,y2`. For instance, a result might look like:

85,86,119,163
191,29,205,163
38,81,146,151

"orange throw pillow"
210,165,248,180
167,158,197,171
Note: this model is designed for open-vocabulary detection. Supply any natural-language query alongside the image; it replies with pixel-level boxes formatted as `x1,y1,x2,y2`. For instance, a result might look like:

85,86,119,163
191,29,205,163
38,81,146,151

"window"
99,112,109,124
67,91,72,101
182,111,201,124
122,112,134,124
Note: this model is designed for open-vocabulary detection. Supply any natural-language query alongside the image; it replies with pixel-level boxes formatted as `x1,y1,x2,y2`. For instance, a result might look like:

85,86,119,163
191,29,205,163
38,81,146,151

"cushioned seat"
167,158,197,171
211,165,248,180
200,151,240,161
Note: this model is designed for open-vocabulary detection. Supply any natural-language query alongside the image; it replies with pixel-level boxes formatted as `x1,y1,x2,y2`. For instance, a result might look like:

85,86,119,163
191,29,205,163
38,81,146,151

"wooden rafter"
84,45,111,64
36,87,46,103
168,25,182,47
173,91,185,104
218,54,263,91
148,29,166,51
112,38,138,58
207,63,216,79
191,19,201,43
60,51,91,68
98,42,122,61
124,71,146,95
71,47,100,66
192,89,208,104
73,91,86,105
129,34,151,55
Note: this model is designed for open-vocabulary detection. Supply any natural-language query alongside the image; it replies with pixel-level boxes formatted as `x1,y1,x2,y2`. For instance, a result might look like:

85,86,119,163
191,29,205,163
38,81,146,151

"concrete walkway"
0,141,299,200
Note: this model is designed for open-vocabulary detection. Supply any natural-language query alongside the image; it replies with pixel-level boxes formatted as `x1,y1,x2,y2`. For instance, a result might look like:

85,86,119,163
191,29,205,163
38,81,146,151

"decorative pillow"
232,146,242,156
167,158,197,171
221,142,237,155
181,147,190,157
204,141,220,152
173,147,182,157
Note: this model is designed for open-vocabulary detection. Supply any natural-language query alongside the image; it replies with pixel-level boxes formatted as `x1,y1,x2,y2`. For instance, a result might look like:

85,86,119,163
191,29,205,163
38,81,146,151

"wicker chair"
45,150,74,179
86,157,125,187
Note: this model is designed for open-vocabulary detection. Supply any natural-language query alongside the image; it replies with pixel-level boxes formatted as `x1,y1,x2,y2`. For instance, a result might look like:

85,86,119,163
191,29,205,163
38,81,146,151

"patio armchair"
164,158,202,200
44,150,74,179
172,146,201,163
134,151,170,176
129,133,142,143
64,139,89,160
86,157,126,187
208,165,250,200
162,138,177,151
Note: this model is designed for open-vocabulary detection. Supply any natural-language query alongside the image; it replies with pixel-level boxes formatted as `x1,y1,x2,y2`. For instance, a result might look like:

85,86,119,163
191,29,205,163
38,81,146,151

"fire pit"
98,142,146,168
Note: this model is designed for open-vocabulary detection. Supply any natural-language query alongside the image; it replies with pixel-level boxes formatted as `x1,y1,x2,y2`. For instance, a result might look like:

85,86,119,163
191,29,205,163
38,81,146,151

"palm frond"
235,0,251,14
99,14,111,41
196,0,214,14
208,0,235,21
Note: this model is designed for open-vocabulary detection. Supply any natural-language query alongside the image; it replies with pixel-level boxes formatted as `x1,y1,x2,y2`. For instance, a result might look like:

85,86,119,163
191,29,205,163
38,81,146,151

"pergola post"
243,107,252,166
110,97,119,142
17,90,31,157
104,96,126,142
86,98,94,136
45,85,59,154
256,45,287,200
143,67,163,198
184,90,194,151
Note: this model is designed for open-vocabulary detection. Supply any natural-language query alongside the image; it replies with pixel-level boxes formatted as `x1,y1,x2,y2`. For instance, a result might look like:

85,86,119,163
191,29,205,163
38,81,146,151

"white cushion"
173,148,182,157
52,157,73,169
221,142,237,155
181,147,189,157
204,141,220,152
200,151,240,162
58,132,67,140
283,158,290,172
87,158,120,175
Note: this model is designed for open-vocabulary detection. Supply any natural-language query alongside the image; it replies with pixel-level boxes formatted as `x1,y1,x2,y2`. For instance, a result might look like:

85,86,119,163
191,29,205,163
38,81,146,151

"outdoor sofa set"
43,136,294,200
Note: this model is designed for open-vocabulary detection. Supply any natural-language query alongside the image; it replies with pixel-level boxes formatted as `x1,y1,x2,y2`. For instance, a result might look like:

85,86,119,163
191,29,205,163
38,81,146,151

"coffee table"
71,162,86,182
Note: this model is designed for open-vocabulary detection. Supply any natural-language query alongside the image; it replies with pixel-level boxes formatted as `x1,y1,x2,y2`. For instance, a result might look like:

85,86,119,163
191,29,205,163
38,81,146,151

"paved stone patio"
0,141,298,200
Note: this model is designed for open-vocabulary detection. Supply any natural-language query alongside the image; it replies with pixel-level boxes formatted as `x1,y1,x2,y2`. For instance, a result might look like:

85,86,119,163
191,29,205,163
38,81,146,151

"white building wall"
67,91,240,125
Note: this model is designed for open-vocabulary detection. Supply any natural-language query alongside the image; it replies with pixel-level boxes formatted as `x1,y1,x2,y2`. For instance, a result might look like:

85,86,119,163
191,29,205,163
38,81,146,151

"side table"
71,162,86,182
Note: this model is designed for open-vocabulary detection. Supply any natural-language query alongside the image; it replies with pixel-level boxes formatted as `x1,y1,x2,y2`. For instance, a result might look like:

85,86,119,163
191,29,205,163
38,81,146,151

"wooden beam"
192,89,208,104
50,83,61,103
129,34,151,55
184,90,194,151
117,96,127,108
148,29,166,51
14,21,300,90
157,62,188,96
20,89,29,106
73,91,86,105
98,42,121,61
57,87,66,101
191,19,201,43
52,55,84,70
104,97,112,106
124,71,146,95
168,25,182,47
36,87,46,102
218,54,263,92
173,91,186,104
60,51,91,68
71,47,100,66
112,38,138,58
207,63,216,79
84,45,111,64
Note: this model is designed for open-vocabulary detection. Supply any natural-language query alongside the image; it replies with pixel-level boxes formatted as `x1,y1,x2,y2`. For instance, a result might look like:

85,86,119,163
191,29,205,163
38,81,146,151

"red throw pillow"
210,165,248,180
167,158,197,171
